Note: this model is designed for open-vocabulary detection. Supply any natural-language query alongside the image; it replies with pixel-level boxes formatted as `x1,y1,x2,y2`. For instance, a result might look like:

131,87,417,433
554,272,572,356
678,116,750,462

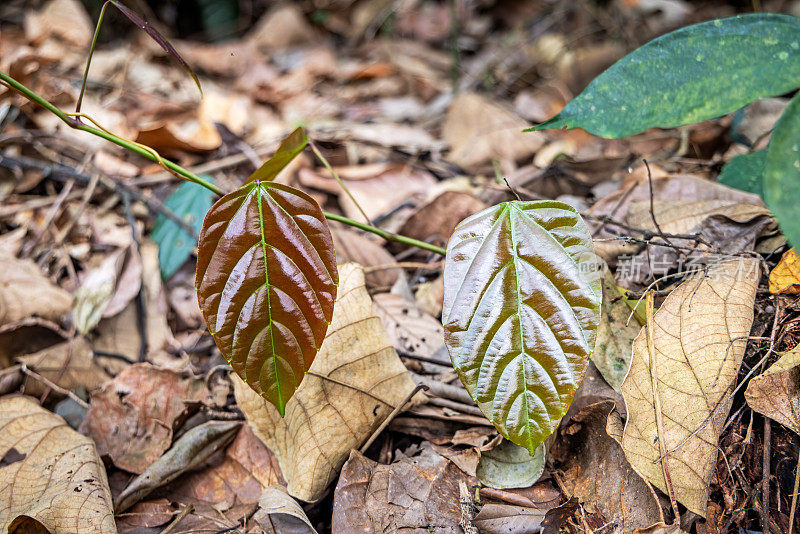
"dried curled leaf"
443,200,602,453
197,181,338,415
621,258,760,516
0,395,115,533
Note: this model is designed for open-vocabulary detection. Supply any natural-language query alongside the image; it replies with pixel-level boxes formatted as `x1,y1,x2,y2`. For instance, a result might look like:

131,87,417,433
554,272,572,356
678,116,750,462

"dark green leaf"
528,14,800,138
245,128,309,185
442,201,602,453
765,92,800,249
717,149,766,198
151,177,215,279
196,181,338,416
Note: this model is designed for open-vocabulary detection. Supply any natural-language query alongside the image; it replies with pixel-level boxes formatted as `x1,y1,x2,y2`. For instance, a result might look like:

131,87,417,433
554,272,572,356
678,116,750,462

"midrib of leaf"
255,182,283,416
507,204,535,452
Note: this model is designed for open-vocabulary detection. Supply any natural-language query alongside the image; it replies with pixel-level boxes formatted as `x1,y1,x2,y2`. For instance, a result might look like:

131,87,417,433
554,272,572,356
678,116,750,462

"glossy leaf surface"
246,127,309,184
528,14,800,138
765,93,800,250
196,181,338,415
151,177,215,279
718,149,766,198
443,201,602,453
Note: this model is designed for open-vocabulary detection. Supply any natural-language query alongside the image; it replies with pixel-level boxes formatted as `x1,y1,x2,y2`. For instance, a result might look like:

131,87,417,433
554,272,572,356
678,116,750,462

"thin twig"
789,446,800,534
360,383,426,453
159,503,194,534
122,191,148,363
646,290,680,522
20,363,89,410
763,417,771,534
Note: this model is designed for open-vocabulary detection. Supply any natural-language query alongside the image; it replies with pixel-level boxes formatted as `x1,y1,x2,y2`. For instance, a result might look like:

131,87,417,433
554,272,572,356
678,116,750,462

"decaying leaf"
443,92,545,171
197,181,338,416
115,420,241,512
476,439,545,490
557,401,664,531
157,424,284,529
331,228,400,290
0,254,73,326
472,504,546,534
769,248,800,295
373,292,444,357
332,448,475,533
0,395,115,533
443,200,602,454
72,246,142,334
233,264,419,502
80,363,207,473
254,486,318,534
745,343,800,434
621,257,760,516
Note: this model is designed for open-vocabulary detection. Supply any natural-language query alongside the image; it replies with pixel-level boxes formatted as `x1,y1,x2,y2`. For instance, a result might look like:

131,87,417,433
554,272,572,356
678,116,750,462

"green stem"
76,0,111,113
0,71,447,256
324,212,446,256
308,140,373,226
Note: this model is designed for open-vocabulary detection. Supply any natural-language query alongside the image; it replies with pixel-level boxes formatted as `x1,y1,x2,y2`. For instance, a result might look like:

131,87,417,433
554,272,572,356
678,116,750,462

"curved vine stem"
0,71,446,257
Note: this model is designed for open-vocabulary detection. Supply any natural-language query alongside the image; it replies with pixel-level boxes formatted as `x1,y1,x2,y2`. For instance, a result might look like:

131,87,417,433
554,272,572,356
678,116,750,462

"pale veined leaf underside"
443,201,602,453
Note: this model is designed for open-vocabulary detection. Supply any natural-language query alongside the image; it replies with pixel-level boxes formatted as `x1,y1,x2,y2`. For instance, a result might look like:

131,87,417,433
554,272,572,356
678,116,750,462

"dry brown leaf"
92,241,177,365
626,199,770,237
621,258,760,516
332,447,475,533
745,344,800,434
135,119,221,153
331,228,400,290
442,92,545,171
17,336,112,396
558,401,663,531
24,0,93,48
589,174,762,223
298,163,436,222
396,191,488,246
769,248,800,295
80,363,207,474
0,395,115,533
0,254,73,326
372,292,444,357
73,246,142,334
233,263,419,502
254,486,318,534
166,424,284,505
415,275,444,318
247,4,318,51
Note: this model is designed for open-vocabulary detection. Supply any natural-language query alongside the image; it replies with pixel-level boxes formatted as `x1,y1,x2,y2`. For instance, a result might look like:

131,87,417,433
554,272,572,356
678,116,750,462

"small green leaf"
443,201,602,454
765,93,800,250
718,149,766,198
196,181,338,416
151,177,215,280
477,439,545,489
245,128,309,185
528,14,800,138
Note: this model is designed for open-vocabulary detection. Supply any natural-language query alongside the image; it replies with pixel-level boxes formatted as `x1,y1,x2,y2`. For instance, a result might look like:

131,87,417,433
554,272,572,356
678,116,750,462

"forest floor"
1,0,799,532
